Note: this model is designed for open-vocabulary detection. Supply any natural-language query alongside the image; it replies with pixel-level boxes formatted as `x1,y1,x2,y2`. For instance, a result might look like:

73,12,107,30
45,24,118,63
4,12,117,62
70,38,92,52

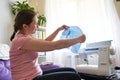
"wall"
10,0,24,2
9,0,45,15
114,0,120,19
0,0,13,44
27,0,45,15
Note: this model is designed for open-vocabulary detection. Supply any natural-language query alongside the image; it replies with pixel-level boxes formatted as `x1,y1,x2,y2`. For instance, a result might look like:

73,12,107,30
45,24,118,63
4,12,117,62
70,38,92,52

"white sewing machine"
75,40,115,76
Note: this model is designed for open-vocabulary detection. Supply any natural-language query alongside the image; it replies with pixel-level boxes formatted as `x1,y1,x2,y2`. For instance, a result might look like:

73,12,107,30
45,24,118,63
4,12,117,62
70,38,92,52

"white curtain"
104,0,120,66
45,0,80,40
45,0,120,66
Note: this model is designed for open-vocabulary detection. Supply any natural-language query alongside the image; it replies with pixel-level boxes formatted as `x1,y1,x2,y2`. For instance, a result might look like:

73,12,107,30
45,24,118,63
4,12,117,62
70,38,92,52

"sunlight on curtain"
103,0,120,66
45,0,120,66
45,0,80,40
77,0,115,43
45,0,114,44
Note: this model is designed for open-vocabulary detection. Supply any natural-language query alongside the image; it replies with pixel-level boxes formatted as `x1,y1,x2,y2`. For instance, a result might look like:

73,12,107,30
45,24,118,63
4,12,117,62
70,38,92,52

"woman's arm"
20,34,86,52
45,25,68,41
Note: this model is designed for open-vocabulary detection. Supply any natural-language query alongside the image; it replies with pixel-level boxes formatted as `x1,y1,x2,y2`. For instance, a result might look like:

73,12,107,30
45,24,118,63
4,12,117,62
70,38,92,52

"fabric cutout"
60,26,83,53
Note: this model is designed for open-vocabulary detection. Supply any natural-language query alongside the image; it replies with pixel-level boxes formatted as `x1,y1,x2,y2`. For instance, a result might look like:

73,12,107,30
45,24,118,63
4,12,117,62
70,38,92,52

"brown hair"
10,9,36,41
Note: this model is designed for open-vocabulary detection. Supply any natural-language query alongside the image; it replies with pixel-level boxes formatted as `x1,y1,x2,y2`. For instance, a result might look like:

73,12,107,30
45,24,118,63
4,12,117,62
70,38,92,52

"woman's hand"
79,34,86,43
45,25,69,41
57,25,69,31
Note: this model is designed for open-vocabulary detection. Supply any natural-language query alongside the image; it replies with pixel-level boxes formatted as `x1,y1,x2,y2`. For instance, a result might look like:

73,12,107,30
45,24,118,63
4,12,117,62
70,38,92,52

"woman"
10,9,86,80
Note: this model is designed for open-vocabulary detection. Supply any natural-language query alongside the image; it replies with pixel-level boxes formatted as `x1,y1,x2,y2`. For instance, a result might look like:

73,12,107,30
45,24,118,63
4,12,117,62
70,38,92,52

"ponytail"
10,32,16,41
10,24,18,41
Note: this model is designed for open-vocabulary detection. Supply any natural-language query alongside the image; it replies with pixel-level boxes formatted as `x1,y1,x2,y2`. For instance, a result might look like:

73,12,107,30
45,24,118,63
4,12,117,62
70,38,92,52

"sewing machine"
75,40,117,80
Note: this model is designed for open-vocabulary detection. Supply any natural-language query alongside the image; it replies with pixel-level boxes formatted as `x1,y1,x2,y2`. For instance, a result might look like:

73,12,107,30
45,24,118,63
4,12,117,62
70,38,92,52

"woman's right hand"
57,25,69,31
79,34,86,43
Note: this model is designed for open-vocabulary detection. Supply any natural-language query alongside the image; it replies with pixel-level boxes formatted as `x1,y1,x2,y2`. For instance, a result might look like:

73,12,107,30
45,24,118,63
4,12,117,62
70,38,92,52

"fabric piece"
0,59,12,80
0,44,10,60
40,63,64,71
60,26,83,53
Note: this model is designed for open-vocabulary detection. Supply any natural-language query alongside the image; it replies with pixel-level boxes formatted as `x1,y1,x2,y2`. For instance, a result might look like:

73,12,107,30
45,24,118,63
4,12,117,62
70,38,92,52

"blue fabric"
60,26,83,53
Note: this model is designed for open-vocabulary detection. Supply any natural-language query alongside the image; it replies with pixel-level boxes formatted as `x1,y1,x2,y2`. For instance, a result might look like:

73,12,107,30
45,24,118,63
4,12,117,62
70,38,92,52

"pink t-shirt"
10,33,42,80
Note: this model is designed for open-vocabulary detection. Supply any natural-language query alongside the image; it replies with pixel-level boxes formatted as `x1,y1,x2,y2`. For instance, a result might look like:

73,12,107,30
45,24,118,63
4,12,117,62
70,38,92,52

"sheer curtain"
104,0,120,66
45,0,80,40
45,0,120,66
